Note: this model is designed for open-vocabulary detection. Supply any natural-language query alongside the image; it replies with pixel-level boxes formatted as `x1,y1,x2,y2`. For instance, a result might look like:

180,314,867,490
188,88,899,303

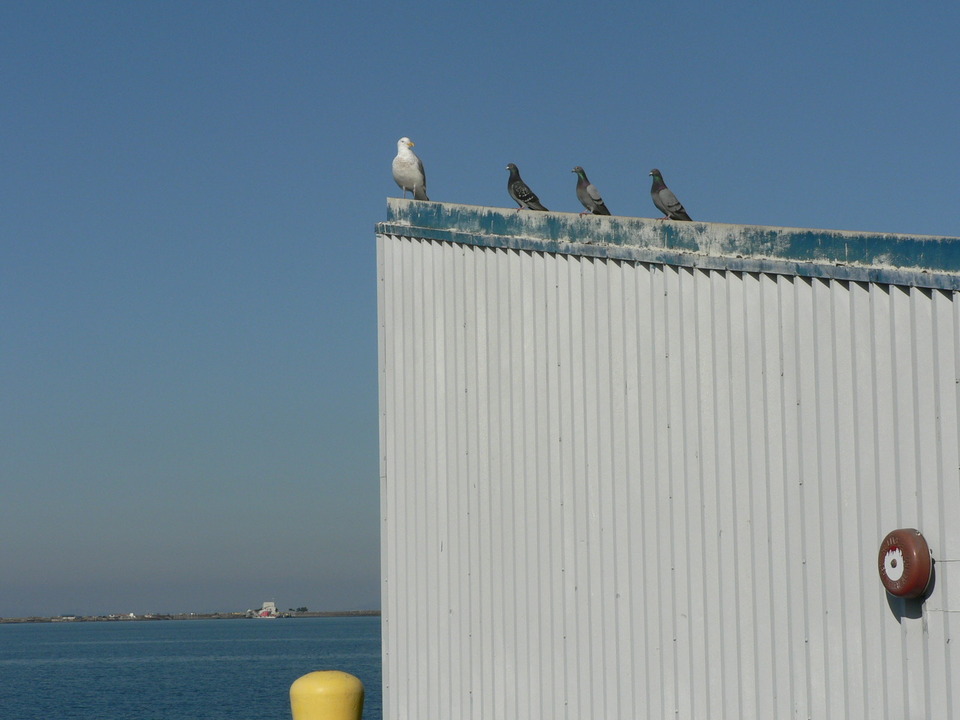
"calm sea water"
0,616,381,720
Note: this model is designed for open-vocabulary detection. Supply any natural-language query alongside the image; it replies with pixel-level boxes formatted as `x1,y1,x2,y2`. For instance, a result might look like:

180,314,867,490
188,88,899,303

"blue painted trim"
377,199,960,291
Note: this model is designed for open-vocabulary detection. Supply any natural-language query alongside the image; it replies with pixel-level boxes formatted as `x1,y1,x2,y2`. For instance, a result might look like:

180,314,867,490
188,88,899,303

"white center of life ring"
884,547,905,581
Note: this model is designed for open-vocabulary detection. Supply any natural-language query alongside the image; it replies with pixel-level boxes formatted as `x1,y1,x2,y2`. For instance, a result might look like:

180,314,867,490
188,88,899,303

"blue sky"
2,2,957,617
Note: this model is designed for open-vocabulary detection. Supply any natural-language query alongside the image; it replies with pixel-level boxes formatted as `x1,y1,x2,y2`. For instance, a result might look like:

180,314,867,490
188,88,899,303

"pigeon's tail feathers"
651,173,692,221
507,167,548,210
587,184,610,215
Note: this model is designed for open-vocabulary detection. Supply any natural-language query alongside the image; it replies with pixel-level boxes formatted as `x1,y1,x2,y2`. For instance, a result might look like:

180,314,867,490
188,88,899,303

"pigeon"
506,163,548,211
649,168,691,220
572,166,611,216
392,137,429,201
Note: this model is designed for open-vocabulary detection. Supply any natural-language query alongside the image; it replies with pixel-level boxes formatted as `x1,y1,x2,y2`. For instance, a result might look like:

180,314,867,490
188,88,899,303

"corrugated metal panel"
378,232,960,720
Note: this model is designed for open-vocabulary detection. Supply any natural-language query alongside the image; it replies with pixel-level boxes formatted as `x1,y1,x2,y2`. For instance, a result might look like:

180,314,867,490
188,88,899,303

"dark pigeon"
572,166,611,215
506,163,548,211
649,168,691,221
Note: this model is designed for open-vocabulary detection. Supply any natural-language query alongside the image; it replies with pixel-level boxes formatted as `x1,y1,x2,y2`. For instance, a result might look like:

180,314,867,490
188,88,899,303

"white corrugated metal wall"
378,233,960,720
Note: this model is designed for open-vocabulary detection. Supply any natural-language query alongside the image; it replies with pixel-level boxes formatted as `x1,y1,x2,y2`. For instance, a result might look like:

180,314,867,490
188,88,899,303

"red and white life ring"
878,528,933,599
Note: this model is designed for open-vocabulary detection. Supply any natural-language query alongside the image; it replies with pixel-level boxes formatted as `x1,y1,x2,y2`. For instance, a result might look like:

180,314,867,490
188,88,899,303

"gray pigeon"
506,163,548,211
393,137,429,201
572,166,611,215
649,168,691,220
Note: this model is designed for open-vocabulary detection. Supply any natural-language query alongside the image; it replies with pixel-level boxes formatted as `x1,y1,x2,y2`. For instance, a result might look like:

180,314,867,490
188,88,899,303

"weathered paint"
377,200,960,720
378,198,960,290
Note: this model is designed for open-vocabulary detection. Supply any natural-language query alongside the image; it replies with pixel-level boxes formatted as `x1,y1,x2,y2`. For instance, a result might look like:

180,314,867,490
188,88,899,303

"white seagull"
392,137,429,201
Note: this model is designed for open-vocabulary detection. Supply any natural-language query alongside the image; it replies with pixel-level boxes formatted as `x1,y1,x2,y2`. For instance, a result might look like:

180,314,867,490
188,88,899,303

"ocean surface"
0,616,381,720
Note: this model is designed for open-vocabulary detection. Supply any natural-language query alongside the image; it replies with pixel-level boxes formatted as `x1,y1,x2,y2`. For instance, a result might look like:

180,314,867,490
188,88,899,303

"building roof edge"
378,198,960,290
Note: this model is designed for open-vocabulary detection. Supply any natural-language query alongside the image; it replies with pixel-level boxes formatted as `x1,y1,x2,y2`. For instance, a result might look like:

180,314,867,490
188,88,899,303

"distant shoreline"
0,610,381,624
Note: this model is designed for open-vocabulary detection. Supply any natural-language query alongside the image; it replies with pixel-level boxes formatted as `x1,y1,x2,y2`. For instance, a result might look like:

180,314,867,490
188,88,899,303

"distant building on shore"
246,601,278,618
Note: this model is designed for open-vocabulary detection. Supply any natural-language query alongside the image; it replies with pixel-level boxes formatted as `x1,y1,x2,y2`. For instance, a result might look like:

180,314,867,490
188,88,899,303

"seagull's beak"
408,141,415,147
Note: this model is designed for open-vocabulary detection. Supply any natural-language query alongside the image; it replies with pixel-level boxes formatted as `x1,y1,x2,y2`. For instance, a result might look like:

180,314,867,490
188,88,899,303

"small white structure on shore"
248,601,278,618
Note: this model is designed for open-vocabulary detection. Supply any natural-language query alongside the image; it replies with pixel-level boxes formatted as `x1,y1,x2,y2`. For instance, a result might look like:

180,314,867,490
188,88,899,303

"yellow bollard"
290,670,364,720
